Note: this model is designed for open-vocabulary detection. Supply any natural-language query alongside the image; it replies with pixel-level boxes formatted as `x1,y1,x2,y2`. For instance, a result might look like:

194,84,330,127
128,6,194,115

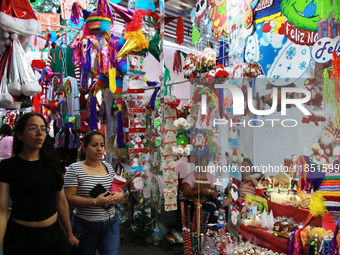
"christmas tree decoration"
192,24,201,46
131,200,153,238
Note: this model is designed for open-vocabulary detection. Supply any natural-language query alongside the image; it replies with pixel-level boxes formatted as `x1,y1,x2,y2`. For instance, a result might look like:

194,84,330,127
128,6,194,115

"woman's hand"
68,234,79,247
104,191,124,208
211,190,218,199
95,192,110,207
201,188,218,199
201,188,210,196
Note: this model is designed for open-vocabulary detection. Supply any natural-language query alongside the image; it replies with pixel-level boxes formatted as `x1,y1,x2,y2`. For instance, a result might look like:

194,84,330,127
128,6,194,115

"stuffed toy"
183,53,198,78
198,47,216,72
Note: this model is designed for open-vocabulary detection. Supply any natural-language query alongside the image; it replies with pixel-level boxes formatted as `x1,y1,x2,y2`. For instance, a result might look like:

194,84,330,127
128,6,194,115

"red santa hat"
232,149,237,157
0,0,41,36
325,120,337,137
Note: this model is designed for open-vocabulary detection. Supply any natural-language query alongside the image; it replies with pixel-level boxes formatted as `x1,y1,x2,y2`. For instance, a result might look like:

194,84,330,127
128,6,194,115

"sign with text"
312,35,340,63
255,0,273,11
284,21,318,46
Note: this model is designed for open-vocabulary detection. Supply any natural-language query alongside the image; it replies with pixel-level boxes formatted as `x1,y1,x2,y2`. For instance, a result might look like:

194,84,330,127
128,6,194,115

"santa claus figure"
310,143,328,170
318,121,337,157
129,56,138,71
231,149,238,168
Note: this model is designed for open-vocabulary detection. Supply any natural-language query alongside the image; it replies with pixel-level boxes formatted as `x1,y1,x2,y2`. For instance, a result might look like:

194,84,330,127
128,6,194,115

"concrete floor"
1,240,184,255
120,241,184,255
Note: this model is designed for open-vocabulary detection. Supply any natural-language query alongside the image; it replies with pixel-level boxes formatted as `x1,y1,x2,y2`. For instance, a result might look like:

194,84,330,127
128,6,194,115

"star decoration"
287,64,292,72
274,75,281,80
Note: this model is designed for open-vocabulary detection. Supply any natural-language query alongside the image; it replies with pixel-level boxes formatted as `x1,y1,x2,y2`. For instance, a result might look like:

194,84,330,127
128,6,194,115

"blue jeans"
72,215,120,255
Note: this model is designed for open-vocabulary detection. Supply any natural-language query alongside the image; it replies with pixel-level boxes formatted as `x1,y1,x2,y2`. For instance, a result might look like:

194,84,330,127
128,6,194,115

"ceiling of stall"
115,0,224,49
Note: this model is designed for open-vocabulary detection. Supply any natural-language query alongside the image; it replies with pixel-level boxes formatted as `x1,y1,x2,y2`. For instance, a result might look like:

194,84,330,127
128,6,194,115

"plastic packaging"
152,224,160,245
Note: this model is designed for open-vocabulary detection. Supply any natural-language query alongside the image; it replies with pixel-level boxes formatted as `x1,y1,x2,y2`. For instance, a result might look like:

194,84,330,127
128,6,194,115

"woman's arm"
183,183,210,197
182,182,198,198
0,182,9,246
211,185,219,199
56,188,79,246
250,178,258,187
64,187,110,208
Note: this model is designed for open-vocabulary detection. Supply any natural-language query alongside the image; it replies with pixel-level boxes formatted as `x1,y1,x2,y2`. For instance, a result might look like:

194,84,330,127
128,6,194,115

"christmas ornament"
0,0,41,36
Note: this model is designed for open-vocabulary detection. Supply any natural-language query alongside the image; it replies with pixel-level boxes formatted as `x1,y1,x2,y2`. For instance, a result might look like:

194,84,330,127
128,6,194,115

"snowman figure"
134,115,143,128
133,136,144,148
132,157,139,167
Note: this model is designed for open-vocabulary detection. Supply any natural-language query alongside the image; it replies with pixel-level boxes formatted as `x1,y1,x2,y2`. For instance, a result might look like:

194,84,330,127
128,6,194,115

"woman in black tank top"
0,113,79,255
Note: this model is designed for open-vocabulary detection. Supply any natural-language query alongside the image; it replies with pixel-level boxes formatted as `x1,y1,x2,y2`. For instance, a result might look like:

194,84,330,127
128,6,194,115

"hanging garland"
323,51,340,127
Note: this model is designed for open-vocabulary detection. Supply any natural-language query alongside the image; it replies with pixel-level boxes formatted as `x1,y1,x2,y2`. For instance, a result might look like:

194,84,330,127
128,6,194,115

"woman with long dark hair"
64,130,124,255
0,112,79,254
0,124,13,162
240,158,263,199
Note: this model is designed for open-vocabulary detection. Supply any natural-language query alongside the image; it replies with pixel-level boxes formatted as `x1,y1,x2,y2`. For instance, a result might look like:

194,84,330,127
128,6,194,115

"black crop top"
0,156,61,221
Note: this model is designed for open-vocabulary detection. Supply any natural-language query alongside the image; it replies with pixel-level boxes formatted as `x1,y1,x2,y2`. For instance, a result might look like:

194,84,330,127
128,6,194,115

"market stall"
1,0,340,254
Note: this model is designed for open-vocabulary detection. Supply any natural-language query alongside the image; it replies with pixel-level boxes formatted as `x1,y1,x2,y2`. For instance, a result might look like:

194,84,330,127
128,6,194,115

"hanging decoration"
71,0,114,42
60,0,90,20
0,37,42,109
0,0,41,37
190,0,211,44
39,29,63,51
280,0,320,32
323,51,340,128
209,0,228,40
